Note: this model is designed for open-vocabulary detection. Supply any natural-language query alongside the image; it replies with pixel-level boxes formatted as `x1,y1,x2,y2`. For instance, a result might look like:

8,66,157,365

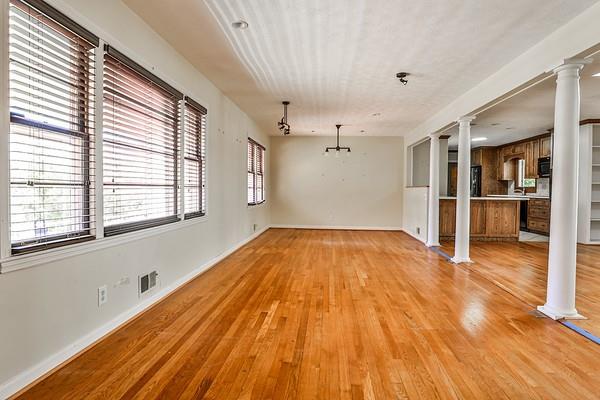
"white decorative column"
538,59,591,320
427,134,441,247
452,116,475,263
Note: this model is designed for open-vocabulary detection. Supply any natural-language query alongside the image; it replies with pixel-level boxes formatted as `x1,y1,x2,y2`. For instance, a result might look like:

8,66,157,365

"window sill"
247,201,266,208
0,215,208,274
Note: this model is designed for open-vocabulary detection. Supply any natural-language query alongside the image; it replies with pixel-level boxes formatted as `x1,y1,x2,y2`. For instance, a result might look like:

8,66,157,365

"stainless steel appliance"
538,157,551,177
471,166,482,197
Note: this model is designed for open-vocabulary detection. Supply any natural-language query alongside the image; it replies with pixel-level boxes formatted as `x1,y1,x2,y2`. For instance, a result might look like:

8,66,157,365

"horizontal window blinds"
183,99,207,218
8,0,98,254
247,138,265,205
102,46,182,236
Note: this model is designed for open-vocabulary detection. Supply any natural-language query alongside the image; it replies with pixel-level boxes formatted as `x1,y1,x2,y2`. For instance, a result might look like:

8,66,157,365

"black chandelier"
277,101,291,135
325,124,351,155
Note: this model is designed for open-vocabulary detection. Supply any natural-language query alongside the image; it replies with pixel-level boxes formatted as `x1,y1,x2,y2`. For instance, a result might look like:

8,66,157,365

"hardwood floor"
16,229,600,399
440,240,600,336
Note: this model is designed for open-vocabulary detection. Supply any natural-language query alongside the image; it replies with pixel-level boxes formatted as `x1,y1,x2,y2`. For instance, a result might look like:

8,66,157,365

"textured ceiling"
123,0,598,136
447,60,600,148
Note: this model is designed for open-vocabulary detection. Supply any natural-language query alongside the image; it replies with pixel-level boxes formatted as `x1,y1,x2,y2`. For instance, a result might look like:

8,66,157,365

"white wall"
270,136,403,229
439,138,449,196
403,187,429,243
0,0,270,395
411,140,431,187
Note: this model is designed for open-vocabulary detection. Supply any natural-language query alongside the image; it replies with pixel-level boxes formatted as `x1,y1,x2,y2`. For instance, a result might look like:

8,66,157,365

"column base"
451,256,471,264
537,305,587,320
426,241,441,247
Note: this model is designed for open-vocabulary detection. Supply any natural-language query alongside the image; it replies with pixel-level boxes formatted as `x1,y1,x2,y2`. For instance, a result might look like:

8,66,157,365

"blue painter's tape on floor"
429,246,453,262
560,321,600,345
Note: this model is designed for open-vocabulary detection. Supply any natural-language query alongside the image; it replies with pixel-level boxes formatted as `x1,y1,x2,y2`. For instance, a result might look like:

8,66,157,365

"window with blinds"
8,0,99,254
247,138,265,205
103,45,183,236
183,98,207,219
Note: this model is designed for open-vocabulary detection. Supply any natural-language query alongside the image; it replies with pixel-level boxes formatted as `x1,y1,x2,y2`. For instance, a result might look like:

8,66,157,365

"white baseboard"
0,226,269,400
270,224,402,231
401,228,427,244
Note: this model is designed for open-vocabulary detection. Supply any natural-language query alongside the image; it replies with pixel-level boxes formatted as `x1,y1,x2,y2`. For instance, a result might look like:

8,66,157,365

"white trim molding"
271,224,403,231
0,215,209,273
402,228,427,244
0,226,269,399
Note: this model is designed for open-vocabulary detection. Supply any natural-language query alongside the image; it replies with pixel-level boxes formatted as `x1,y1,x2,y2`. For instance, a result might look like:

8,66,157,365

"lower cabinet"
527,199,551,235
440,199,520,241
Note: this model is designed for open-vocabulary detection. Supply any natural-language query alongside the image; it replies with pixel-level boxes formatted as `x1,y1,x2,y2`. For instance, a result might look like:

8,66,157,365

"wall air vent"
139,271,159,296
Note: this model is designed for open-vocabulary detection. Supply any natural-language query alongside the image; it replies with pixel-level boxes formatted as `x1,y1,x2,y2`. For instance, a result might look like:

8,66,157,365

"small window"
102,45,183,236
183,98,207,219
247,138,265,205
8,0,99,254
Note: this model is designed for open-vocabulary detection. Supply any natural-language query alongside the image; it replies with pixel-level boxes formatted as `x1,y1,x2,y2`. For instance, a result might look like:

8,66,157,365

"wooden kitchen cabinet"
527,198,550,235
471,148,482,166
440,199,520,241
496,147,505,180
525,140,539,178
540,136,552,157
473,147,502,195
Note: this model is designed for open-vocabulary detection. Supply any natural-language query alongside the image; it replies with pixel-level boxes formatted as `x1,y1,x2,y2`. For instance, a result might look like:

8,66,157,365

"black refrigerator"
471,166,482,197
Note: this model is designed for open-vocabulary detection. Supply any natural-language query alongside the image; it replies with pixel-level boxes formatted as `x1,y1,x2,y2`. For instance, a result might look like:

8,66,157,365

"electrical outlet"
98,285,108,307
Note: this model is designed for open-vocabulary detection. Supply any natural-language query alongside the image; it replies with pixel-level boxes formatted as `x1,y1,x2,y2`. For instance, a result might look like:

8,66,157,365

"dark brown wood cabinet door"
525,140,539,178
439,200,456,236
470,201,486,236
448,164,458,196
540,136,552,157
485,201,520,237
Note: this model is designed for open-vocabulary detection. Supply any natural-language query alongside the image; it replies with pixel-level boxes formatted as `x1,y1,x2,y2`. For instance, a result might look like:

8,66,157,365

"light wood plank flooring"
16,229,600,399
441,240,600,335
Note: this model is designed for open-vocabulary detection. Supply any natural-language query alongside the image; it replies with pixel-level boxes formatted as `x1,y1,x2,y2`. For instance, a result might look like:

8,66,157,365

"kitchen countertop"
440,195,550,201
440,196,525,201
487,194,550,200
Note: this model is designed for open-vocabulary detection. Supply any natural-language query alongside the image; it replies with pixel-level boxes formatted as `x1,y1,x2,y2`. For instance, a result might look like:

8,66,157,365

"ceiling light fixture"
593,72,600,77
232,20,249,30
371,112,381,117
277,101,291,135
325,124,351,157
396,72,410,85
472,137,487,142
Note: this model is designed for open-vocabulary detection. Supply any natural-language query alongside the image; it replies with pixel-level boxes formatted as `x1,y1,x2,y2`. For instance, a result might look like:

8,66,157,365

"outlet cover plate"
98,285,108,306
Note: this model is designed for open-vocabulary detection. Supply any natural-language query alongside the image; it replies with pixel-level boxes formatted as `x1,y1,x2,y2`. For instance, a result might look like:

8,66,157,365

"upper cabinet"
496,134,550,180
525,140,539,179
540,136,552,157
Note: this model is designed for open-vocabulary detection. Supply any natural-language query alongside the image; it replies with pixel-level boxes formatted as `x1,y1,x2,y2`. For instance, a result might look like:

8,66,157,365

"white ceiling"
123,0,598,137
446,61,600,148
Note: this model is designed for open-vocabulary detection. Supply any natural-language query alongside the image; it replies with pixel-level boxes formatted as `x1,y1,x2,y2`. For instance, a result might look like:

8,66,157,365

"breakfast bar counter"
439,197,521,241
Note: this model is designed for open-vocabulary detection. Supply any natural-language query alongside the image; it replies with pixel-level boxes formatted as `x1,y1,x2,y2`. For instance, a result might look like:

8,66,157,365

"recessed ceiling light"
232,20,249,30
506,127,515,130
491,123,501,126
472,137,487,142
360,130,365,133
371,113,381,117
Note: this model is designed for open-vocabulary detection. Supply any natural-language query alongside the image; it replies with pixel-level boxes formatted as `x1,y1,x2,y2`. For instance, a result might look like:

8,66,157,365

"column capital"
457,115,476,124
428,132,441,140
551,58,592,74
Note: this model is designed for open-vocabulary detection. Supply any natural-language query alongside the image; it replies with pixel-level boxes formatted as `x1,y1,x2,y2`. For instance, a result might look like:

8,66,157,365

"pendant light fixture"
325,124,351,156
277,101,291,135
